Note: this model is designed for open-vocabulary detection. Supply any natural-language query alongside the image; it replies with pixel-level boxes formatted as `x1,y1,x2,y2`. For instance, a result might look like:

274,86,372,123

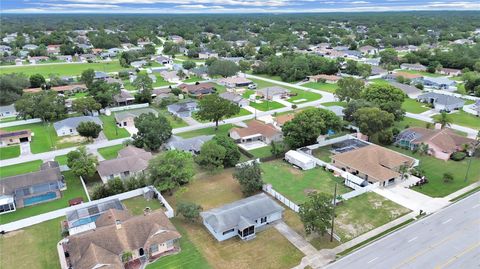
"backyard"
0,145,20,160
0,61,129,77
0,160,43,178
122,196,163,215
98,144,125,160
249,145,274,159
302,82,338,93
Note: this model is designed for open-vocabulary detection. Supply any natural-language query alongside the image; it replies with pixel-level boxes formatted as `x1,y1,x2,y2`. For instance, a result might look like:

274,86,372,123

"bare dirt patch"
58,135,87,144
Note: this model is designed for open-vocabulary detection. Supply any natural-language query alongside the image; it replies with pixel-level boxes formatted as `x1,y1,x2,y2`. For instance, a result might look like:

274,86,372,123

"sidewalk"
274,221,317,256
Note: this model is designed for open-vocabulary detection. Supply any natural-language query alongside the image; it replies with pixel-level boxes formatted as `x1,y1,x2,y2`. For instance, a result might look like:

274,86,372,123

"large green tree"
77,121,102,141
14,91,66,121
72,96,101,115
133,113,172,151
0,73,30,105
66,146,98,179
353,107,395,139
335,77,365,102
80,69,95,88
233,162,263,196
207,60,239,77
176,202,202,223
195,140,226,171
133,73,153,104
87,80,121,108
196,94,240,130
147,150,195,193
213,135,241,167
362,84,406,120
299,193,334,236
29,74,46,88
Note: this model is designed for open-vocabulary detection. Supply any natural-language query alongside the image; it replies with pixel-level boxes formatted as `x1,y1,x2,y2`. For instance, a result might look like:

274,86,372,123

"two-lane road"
326,192,480,269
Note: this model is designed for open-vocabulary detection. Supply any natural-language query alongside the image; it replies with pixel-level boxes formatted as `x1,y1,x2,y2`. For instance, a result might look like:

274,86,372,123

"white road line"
472,204,480,209
367,257,378,264
442,218,452,224
408,237,418,243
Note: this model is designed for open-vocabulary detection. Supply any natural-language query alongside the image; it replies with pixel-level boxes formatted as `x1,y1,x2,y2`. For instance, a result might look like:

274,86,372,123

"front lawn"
98,144,125,160
54,155,68,166
2,123,57,153
368,78,390,86
249,101,285,111
393,117,429,130
0,171,89,224
287,89,322,103
155,109,189,129
261,160,350,204
0,145,20,160
99,115,131,140
176,124,234,139
303,82,338,93
388,146,480,197
432,110,480,130
183,76,204,83
122,196,163,216
0,160,43,178
0,217,63,269
0,61,129,77
401,98,431,114
400,70,443,77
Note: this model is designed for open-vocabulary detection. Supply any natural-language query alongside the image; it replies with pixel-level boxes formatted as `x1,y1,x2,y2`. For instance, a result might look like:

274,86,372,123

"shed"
284,150,316,170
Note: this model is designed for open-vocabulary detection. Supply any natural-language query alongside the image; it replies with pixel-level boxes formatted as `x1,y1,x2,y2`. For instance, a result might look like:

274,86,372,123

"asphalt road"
326,191,480,269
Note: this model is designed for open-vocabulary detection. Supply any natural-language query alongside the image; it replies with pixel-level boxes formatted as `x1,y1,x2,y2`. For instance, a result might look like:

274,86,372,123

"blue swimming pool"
23,191,57,206
71,215,101,227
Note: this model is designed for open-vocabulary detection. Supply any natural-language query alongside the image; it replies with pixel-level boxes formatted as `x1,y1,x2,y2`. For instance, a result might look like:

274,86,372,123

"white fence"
0,118,42,128
463,104,480,116
263,184,300,212
108,103,150,112
340,183,379,201
307,134,356,150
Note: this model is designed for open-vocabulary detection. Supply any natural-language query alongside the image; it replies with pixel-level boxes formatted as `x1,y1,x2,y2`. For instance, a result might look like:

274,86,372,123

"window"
261,216,267,224
222,228,235,235
149,244,159,254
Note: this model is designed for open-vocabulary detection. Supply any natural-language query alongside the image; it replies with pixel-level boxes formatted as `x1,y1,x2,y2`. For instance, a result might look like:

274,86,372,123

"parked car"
248,83,257,89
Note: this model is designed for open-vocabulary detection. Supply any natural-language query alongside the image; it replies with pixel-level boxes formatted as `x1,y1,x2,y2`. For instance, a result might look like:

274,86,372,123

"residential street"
325,192,480,269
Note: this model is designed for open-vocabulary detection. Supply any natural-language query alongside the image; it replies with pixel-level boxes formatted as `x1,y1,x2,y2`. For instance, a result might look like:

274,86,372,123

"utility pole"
464,144,476,182
330,183,337,242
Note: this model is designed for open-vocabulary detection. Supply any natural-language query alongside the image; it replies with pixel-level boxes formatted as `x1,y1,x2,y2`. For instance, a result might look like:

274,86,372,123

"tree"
196,94,240,130
418,143,430,156
362,84,406,120
80,69,95,88
343,99,373,122
207,60,239,77
434,112,452,129
443,172,454,183
29,74,46,88
398,164,409,181
353,107,395,139
271,140,287,157
15,91,66,121
182,60,196,70
379,48,399,67
77,121,102,141
0,73,30,105
177,69,187,80
72,96,101,115
133,113,172,151
233,162,263,196
335,77,365,102
66,146,98,178
299,193,334,236
195,140,226,171
239,60,251,72
87,80,121,108
282,108,343,149
213,135,241,167
176,202,202,223
147,150,195,193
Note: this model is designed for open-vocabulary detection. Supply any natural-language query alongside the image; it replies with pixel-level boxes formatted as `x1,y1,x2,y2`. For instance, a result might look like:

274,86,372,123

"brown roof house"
395,127,478,160
274,113,295,127
229,120,283,147
217,76,253,88
0,129,31,147
97,146,152,183
62,209,181,269
178,82,216,98
331,144,416,186
308,74,341,84
114,108,158,128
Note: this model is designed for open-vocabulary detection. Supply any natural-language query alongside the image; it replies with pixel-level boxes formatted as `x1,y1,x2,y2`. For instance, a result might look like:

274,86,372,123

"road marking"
408,237,417,243
442,218,452,224
367,257,378,264
472,204,480,209
434,241,480,269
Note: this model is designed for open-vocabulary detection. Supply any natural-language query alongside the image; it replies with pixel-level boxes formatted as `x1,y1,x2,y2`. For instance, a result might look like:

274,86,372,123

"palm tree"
418,143,430,156
398,164,409,181
434,112,452,129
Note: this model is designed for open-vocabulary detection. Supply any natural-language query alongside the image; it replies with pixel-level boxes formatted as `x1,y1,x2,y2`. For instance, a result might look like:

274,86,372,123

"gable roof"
219,92,247,105
256,86,290,98
388,81,422,96
97,146,152,178
200,193,284,232
417,92,464,106
166,135,214,153
230,120,281,139
400,127,477,154
0,162,62,195
113,90,134,103
178,82,215,95
114,108,158,122
53,116,103,131
167,101,197,113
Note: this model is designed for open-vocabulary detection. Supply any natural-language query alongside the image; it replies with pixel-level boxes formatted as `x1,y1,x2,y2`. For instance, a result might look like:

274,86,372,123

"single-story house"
331,144,416,186
362,58,381,66
200,193,284,241
114,90,135,106
219,92,249,107
131,60,147,69
94,71,109,80
285,150,316,170
114,108,158,128
97,146,152,183
439,68,461,76
47,44,61,55
0,161,64,214
178,82,216,97
400,63,427,72
384,71,423,82
152,55,173,65
324,105,345,117
130,74,157,83
28,56,49,64
359,45,379,55
417,92,464,112
395,127,478,160
308,74,341,83
152,88,172,99
170,35,184,44
388,81,423,99
256,86,290,100
165,135,214,154
198,50,219,59
0,104,17,118
49,84,87,94
217,76,253,88
0,129,31,147
167,101,198,118
22,44,38,51
370,66,388,76
63,209,181,269
421,77,456,90
160,70,180,83
274,114,294,127
79,54,96,62
229,120,283,145
190,66,209,79
53,116,103,137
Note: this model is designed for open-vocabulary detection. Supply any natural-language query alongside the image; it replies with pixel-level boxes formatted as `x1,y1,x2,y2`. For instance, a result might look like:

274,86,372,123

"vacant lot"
402,99,431,114
0,145,20,160
0,61,129,76
0,160,43,178
302,82,338,93
98,144,125,160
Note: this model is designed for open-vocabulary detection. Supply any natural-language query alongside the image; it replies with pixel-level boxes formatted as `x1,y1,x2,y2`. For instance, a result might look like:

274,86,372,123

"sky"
2,0,479,14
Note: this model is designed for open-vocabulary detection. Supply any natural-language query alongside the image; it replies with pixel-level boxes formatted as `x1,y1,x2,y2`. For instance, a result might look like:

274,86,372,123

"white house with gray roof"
53,116,103,137
388,81,422,98
167,101,198,118
219,92,249,107
114,108,158,128
421,77,456,90
165,135,213,154
417,92,465,112
200,193,284,241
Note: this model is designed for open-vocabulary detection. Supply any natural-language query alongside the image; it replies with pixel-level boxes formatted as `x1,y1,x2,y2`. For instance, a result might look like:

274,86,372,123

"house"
53,116,103,136
0,45,12,55
47,45,61,55
190,66,209,79
165,135,214,154
178,82,216,97
152,55,173,65
217,76,253,88
115,108,158,128
362,58,381,66
152,88,172,99
421,77,456,90
160,70,180,83
200,193,284,241
169,35,184,44
383,71,423,82
97,146,152,183
274,114,294,127
0,104,17,118
400,63,427,72
0,161,64,214
417,92,464,112
49,84,87,94
94,71,109,80
198,50,218,59
370,66,388,76
308,74,341,83
359,45,378,55
57,55,73,62
219,92,249,107
0,129,32,147
256,86,290,100
388,81,422,99
331,144,416,186
63,209,181,269
22,44,38,51
114,90,135,106
439,68,461,76
131,60,147,69
229,120,283,145
285,150,316,170
167,101,198,118
28,56,49,64
395,127,478,160
79,54,96,62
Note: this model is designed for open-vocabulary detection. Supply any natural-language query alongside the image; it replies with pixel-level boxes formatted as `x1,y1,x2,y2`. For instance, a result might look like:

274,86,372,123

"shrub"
450,151,467,161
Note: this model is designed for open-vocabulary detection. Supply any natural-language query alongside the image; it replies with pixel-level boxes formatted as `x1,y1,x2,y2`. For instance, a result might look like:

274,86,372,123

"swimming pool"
71,215,101,227
23,191,57,206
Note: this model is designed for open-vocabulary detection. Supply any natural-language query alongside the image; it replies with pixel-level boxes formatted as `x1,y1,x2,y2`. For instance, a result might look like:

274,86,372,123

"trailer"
284,150,316,170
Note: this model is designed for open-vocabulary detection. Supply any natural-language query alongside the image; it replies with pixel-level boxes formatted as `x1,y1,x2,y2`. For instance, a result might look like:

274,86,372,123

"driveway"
183,116,200,126
20,142,31,156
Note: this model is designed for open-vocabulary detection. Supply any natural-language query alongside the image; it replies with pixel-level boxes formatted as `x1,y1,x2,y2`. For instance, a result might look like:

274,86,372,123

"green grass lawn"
176,124,234,139
393,117,429,130
302,82,338,93
287,89,322,104
261,160,349,204
400,70,443,77
432,110,480,130
155,109,189,129
0,61,129,77
98,144,125,160
249,101,285,111
70,92,88,99
388,146,480,197
175,55,206,63
312,146,333,162
322,101,347,107
0,171,89,224
0,217,63,269
248,145,273,159
368,78,391,86
122,196,163,216
99,115,131,140
2,123,56,153
0,116,18,122
0,160,43,178
153,75,173,88
401,98,431,114
183,76,204,83
334,192,411,241
0,145,20,160
242,89,255,98
54,155,68,166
